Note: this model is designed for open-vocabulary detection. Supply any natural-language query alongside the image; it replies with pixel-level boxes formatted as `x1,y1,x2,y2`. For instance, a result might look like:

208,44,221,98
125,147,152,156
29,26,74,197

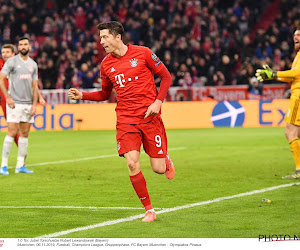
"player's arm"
28,63,45,107
31,63,39,115
256,64,300,82
68,80,113,101
31,80,39,116
69,64,113,101
276,77,293,83
38,89,46,105
144,49,172,118
276,68,300,79
144,66,172,118
156,66,172,101
0,72,14,108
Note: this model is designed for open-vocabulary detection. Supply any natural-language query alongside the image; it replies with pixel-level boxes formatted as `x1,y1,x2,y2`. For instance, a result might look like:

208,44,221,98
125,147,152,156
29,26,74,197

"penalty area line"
37,182,300,238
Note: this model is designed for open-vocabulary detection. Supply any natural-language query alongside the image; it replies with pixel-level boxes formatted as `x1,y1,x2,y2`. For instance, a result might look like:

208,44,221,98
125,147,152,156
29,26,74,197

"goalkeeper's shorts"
285,90,300,126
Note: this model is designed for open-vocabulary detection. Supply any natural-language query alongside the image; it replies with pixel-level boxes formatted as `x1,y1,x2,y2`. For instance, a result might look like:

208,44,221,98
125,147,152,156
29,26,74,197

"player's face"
294,30,300,51
18,39,31,56
1,48,14,62
99,29,120,54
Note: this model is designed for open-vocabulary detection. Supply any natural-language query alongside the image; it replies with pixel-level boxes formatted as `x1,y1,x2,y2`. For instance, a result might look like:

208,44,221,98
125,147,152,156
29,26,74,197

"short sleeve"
0,57,14,76
32,63,38,81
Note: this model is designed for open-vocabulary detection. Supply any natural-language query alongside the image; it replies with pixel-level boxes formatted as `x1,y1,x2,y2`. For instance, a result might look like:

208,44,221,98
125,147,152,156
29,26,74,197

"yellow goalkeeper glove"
255,64,277,82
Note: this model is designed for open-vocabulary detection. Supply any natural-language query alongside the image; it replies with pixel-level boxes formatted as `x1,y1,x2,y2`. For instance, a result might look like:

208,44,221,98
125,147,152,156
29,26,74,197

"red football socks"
129,171,153,211
165,154,170,171
14,134,19,146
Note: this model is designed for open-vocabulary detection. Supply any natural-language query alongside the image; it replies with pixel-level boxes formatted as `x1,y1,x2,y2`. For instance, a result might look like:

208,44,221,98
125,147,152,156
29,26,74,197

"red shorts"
116,115,168,158
1,99,6,119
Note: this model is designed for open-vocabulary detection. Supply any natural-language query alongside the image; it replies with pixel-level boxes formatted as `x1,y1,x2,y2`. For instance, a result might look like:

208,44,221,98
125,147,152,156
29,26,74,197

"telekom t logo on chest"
115,73,125,87
114,73,139,88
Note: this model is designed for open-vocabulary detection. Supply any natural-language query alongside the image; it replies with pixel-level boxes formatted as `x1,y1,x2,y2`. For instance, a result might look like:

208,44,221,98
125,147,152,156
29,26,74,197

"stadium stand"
0,0,296,91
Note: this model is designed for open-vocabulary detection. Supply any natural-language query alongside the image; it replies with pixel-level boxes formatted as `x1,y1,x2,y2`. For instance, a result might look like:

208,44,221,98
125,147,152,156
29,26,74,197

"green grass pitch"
0,127,299,238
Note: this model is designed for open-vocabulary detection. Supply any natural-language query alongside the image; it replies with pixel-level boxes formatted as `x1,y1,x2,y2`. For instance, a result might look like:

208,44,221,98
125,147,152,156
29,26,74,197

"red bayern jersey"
0,59,9,102
100,44,168,124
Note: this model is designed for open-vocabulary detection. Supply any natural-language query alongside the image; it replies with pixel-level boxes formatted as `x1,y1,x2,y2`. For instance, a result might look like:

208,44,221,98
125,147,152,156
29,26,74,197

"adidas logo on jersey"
158,149,164,154
110,67,116,72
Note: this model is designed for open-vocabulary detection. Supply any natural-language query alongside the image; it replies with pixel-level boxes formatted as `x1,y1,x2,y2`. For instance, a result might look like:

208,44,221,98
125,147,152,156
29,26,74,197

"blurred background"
0,0,298,104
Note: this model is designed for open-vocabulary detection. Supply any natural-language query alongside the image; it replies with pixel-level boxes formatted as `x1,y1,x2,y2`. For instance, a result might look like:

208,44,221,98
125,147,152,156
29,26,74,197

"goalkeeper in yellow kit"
256,29,300,179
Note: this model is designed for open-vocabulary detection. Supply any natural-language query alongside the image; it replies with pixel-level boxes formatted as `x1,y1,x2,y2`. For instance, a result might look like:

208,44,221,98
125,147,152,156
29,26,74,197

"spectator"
197,57,209,80
240,35,252,62
178,72,193,88
62,23,74,45
218,55,234,84
42,59,58,89
174,63,188,86
74,7,87,31
235,65,251,85
208,71,226,86
248,77,263,100
77,63,99,89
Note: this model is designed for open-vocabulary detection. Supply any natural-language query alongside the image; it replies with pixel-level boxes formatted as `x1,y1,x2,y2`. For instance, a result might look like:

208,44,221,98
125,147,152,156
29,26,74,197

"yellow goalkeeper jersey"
277,50,300,93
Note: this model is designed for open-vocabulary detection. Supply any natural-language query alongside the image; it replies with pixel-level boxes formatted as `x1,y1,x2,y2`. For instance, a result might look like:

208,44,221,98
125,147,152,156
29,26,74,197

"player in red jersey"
0,44,19,146
69,21,175,222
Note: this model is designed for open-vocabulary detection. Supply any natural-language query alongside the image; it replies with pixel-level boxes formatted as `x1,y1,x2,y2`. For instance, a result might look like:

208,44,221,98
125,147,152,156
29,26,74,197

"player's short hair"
2,44,15,53
97,21,124,39
18,37,30,44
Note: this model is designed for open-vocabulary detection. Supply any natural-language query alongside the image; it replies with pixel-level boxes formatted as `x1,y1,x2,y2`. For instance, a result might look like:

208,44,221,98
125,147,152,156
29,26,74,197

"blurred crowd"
0,0,299,90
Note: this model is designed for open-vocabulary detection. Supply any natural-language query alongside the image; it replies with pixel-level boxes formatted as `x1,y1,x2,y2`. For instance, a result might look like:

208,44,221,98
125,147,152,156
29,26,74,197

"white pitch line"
23,147,186,167
27,154,116,167
37,182,300,238
0,206,164,210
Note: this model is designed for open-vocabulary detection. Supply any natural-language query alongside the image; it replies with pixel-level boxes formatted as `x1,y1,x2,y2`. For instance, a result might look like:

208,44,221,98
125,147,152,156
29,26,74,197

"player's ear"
116,34,122,41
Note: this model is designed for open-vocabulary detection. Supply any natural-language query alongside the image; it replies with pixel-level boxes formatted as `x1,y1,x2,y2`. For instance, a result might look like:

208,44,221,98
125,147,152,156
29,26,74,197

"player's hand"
31,104,36,116
68,88,83,100
6,97,15,109
39,95,46,105
255,64,277,82
144,99,162,119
